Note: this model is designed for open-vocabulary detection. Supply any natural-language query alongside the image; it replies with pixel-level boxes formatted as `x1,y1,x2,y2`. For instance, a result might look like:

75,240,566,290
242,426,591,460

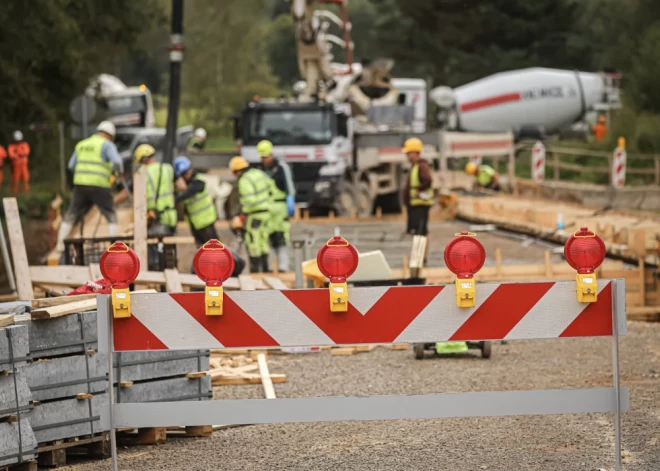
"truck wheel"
375,191,402,214
413,343,425,360
335,182,357,217
356,182,374,217
481,341,492,359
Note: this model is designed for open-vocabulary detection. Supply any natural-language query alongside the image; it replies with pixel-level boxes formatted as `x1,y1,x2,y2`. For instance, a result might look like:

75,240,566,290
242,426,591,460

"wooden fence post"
553,153,560,181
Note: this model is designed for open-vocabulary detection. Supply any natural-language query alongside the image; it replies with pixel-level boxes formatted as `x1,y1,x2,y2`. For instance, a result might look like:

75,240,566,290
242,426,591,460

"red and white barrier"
611,145,627,188
531,141,546,183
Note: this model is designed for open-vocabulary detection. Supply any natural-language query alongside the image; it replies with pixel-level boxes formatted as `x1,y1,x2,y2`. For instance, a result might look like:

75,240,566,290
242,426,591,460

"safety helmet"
402,137,423,154
194,128,207,140
13,130,23,141
465,162,478,176
229,156,249,172
96,120,116,138
134,144,156,163
257,140,274,157
174,156,192,177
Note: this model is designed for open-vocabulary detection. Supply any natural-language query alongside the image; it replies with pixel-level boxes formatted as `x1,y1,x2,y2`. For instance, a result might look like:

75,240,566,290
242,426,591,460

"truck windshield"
243,109,333,146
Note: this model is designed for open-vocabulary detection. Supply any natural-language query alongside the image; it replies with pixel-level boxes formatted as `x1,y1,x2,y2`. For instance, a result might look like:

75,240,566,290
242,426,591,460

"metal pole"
292,240,304,289
82,96,88,139
58,122,66,194
611,280,622,471
106,297,119,471
0,218,16,292
164,0,184,165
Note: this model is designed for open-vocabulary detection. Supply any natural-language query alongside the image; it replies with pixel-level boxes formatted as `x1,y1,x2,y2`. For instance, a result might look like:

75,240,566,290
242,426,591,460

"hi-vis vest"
238,168,272,215
181,176,217,230
144,162,178,228
409,163,433,206
477,165,496,187
73,135,112,188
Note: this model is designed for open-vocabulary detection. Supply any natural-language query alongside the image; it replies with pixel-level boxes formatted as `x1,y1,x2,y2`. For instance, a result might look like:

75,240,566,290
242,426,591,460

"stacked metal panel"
0,325,38,467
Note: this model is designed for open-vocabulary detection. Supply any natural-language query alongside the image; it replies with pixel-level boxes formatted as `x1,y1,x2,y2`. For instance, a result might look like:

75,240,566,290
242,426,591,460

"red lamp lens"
444,233,486,278
193,240,235,284
317,236,359,282
564,227,606,274
100,242,140,287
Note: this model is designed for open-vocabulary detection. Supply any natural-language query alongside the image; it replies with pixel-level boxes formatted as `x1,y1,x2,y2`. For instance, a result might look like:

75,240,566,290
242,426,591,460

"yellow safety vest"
239,168,272,214
73,135,112,188
181,176,217,230
144,162,178,228
409,163,433,206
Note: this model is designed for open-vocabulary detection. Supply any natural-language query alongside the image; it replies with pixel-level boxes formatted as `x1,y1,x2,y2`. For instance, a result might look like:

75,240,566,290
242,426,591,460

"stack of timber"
0,321,38,470
207,353,286,388
457,194,660,264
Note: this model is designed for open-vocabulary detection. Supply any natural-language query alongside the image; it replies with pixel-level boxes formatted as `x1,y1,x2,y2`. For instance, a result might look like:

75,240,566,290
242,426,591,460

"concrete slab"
18,312,97,359
0,326,29,370
0,373,31,418
0,419,38,467
28,393,108,443
114,351,210,383
116,376,211,404
26,354,107,402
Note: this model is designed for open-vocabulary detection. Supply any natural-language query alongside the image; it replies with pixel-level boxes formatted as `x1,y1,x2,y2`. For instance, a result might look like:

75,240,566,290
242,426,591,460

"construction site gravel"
60,322,659,471
56,220,658,471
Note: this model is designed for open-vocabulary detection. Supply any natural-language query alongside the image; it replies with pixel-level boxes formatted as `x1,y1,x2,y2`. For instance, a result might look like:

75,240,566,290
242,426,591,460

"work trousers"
11,159,29,193
246,212,271,258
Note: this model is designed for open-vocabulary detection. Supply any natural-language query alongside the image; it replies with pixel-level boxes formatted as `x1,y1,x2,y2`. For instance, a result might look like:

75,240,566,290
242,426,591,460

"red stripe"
379,147,402,154
285,154,308,160
460,93,521,113
169,293,279,348
283,286,443,344
113,316,168,351
616,163,625,174
560,283,613,337
534,158,544,170
450,140,513,151
449,283,554,341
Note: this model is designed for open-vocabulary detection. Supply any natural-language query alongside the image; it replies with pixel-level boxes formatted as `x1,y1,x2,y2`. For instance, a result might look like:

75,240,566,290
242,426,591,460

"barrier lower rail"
97,278,628,471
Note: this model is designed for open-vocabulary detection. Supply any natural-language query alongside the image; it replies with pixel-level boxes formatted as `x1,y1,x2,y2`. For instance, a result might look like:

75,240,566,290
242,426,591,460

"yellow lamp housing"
111,287,131,318
329,281,349,312
205,286,224,316
576,273,598,303
455,277,476,308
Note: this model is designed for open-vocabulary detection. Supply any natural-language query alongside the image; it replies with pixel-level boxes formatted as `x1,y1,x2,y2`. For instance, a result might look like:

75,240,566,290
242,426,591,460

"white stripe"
229,291,333,346
395,284,499,343
131,293,224,349
505,280,610,340
349,287,390,316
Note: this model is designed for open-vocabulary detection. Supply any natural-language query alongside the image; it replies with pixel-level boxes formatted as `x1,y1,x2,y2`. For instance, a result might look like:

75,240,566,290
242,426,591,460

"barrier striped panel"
113,280,618,351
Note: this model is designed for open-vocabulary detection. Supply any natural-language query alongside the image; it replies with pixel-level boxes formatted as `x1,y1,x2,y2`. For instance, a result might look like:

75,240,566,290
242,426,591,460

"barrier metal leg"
103,297,119,471
611,280,622,471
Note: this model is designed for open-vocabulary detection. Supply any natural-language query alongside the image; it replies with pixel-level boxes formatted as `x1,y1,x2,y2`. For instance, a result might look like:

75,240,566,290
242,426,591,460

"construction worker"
173,156,245,276
465,162,501,191
55,121,123,251
8,130,30,193
402,138,433,256
593,114,608,141
114,144,178,236
229,156,273,273
256,140,296,272
0,145,6,189
188,128,207,150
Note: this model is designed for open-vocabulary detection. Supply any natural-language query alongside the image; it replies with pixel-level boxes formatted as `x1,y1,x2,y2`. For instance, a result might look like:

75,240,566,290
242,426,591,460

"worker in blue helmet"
174,156,245,276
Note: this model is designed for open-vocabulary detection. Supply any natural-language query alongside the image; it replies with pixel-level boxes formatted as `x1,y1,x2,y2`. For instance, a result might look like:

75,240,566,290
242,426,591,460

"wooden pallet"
118,425,225,445
0,462,37,471
37,432,109,467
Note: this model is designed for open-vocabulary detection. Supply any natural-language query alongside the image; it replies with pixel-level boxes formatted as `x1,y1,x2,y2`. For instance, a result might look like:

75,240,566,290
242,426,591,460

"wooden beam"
164,269,183,293
30,298,98,320
2,198,33,300
0,315,14,328
30,266,91,286
31,293,97,309
263,277,288,290
238,275,256,291
257,353,276,399
132,172,148,270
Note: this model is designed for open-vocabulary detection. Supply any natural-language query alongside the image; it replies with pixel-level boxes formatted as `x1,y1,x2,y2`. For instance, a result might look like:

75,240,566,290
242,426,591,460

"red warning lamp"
317,236,359,312
564,227,606,303
444,232,486,308
193,239,235,315
100,241,140,318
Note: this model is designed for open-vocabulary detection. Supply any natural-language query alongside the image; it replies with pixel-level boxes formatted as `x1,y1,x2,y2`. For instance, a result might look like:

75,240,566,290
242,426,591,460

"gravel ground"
62,322,660,471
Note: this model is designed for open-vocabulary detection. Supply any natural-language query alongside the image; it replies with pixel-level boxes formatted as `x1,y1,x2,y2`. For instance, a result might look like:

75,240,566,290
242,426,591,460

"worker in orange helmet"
8,131,31,193
592,114,608,142
0,145,6,189
402,137,434,262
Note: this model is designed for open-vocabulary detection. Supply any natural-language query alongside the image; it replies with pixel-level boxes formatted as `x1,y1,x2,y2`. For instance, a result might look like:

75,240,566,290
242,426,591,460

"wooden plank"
185,372,207,379
2,198,33,300
30,298,97,320
263,277,288,290
132,172,148,270
331,347,357,356
257,353,276,399
164,269,183,293
76,393,93,400
211,373,286,386
0,315,14,328
238,275,256,291
29,266,91,286
119,381,134,388
31,293,97,309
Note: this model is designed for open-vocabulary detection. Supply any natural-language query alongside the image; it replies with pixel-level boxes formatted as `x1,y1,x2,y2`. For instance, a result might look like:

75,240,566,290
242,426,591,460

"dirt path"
62,322,659,471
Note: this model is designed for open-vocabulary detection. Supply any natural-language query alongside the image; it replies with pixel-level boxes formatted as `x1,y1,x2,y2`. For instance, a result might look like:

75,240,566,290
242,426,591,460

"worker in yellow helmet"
465,162,501,191
402,137,434,244
256,140,296,272
229,156,274,273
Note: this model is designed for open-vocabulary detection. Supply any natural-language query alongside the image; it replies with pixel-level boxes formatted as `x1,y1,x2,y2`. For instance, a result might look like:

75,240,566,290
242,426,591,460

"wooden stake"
376,207,382,219
639,258,646,307
544,250,552,278
328,210,335,220
402,254,409,279
257,353,276,399
2,198,33,300
132,172,148,270
495,248,502,278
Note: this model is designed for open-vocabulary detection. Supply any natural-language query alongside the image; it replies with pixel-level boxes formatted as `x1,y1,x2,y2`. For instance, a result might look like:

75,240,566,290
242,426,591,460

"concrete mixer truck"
430,68,621,139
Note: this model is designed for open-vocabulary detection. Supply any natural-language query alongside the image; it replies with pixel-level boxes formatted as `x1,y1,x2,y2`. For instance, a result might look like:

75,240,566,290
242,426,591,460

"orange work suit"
593,123,607,142
0,146,6,188
8,141,30,193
